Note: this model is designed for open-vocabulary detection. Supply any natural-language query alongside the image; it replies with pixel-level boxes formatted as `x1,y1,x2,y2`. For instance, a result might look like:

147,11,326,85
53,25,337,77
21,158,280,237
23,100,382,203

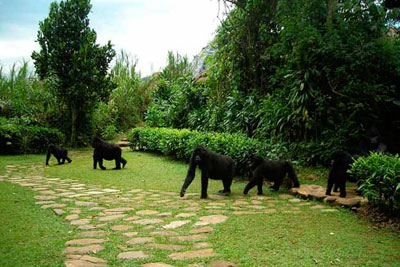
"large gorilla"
244,155,300,195
180,146,234,199
326,150,357,198
92,137,127,170
46,144,72,165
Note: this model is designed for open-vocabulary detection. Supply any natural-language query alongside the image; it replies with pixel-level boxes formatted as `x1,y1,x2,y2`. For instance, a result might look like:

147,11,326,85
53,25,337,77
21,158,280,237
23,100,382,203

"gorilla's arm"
180,154,197,197
46,149,52,165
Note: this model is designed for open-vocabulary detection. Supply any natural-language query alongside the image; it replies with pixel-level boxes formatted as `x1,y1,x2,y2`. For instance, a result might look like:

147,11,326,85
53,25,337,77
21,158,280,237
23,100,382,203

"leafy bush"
0,124,64,154
101,125,118,140
349,153,400,211
128,127,288,177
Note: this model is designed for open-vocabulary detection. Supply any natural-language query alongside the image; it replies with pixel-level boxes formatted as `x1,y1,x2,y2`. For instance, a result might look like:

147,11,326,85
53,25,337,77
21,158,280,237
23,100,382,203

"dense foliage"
145,0,400,164
349,153,400,211
128,127,288,176
31,0,115,146
0,121,64,154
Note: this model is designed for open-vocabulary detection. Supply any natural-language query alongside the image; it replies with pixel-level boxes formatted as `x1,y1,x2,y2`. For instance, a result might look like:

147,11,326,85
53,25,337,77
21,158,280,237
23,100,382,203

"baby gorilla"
92,137,127,170
244,155,300,195
180,146,234,199
46,144,72,165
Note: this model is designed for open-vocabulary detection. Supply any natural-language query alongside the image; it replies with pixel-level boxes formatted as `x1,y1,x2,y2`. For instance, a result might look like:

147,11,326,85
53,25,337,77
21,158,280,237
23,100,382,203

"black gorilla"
244,156,300,195
326,150,357,198
180,146,234,199
46,144,72,165
92,137,127,170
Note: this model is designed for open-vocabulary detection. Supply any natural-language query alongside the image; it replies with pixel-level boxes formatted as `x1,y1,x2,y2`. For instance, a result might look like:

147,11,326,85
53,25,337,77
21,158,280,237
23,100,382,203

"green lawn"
0,149,399,266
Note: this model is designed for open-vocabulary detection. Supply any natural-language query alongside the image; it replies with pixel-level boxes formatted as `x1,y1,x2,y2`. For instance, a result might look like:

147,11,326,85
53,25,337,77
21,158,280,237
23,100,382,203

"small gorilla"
46,144,72,165
180,146,234,199
243,155,300,195
92,137,127,170
326,150,357,198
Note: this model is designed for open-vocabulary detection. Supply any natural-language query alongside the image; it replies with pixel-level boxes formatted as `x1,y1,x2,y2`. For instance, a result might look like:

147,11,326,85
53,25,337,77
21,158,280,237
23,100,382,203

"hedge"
128,127,289,176
349,153,400,212
0,124,64,154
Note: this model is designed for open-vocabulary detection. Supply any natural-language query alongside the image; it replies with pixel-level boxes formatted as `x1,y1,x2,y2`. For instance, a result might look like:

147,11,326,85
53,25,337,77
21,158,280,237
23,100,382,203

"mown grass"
0,149,399,266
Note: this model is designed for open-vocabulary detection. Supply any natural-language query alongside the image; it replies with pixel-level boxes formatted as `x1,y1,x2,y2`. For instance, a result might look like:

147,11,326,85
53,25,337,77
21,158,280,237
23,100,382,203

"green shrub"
128,127,288,177
0,124,64,154
101,125,118,140
349,153,400,212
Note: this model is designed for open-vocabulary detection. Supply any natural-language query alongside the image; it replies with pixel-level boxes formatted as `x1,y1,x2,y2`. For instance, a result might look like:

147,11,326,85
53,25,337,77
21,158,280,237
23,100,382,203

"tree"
32,0,115,146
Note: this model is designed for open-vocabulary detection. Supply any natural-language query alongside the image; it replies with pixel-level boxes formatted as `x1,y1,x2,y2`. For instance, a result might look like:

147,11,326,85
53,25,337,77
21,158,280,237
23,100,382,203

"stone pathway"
289,184,368,209
1,163,342,267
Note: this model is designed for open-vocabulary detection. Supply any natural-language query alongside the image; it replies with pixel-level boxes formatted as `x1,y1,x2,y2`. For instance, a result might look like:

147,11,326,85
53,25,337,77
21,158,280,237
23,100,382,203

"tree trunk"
326,0,338,32
71,102,78,147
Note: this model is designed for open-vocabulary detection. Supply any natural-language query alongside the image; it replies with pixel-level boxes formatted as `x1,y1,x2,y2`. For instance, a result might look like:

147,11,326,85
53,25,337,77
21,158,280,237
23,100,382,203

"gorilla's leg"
93,156,98,169
200,172,209,199
57,156,62,165
61,157,66,164
219,176,232,195
257,179,263,195
333,183,339,192
270,176,283,191
120,157,127,168
99,159,106,170
339,181,346,198
326,178,335,195
243,179,257,195
113,157,121,170
66,156,72,163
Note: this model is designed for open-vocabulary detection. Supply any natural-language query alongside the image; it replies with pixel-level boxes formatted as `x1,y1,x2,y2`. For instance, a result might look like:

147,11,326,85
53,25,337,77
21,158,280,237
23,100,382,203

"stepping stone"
132,219,164,225
41,203,66,209
90,207,105,211
157,212,172,217
136,210,160,216
78,224,106,230
66,214,80,221
251,200,262,205
127,237,155,245
309,191,327,200
75,201,97,207
117,251,150,259
123,232,139,237
53,209,66,216
208,194,225,200
104,207,134,213
190,226,214,234
144,243,185,250
64,259,106,267
171,234,208,242
175,213,196,218
183,207,201,212
63,245,104,255
249,205,264,209
98,214,127,222
324,196,339,203
321,209,338,213
66,255,106,265
150,231,177,236
264,209,277,214
123,216,140,221
111,225,133,231
34,195,58,200
169,248,217,260
129,189,143,193
288,198,301,203
310,205,325,210
335,198,361,208
70,219,91,226
232,211,259,215
80,231,107,237
278,194,293,199
194,215,228,226
142,263,175,267
210,260,236,267
163,220,191,229
66,239,107,246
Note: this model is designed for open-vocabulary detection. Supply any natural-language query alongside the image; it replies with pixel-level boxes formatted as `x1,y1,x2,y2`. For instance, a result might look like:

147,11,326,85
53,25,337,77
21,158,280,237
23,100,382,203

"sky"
0,0,223,77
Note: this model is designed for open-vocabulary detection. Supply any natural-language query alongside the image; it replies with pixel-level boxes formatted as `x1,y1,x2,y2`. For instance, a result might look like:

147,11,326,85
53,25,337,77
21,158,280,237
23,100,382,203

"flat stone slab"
150,231,177,236
75,201,98,207
64,259,106,267
63,245,104,255
232,211,259,215
34,195,58,200
66,255,107,265
41,203,66,209
123,232,139,237
53,209,66,216
127,237,155,245
264,209,277,214
118,251,150,259
66,239,107,246
163,220,191,229
310,205,325,209
171,234,208,242
123,216,140,221
210,260,236,267
142,263,175,267
190,226,214,234
66,214,80,221
111,225,133,231
175,213,196,218
169,248,217,260
78,224,106,230
194,215,228,226
136,210,160,216
132,218,164,225
98,214,127,222
80,231,107,237
70,219,91,226
193,242,211,249
144,243,185,250
335,198,361,207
